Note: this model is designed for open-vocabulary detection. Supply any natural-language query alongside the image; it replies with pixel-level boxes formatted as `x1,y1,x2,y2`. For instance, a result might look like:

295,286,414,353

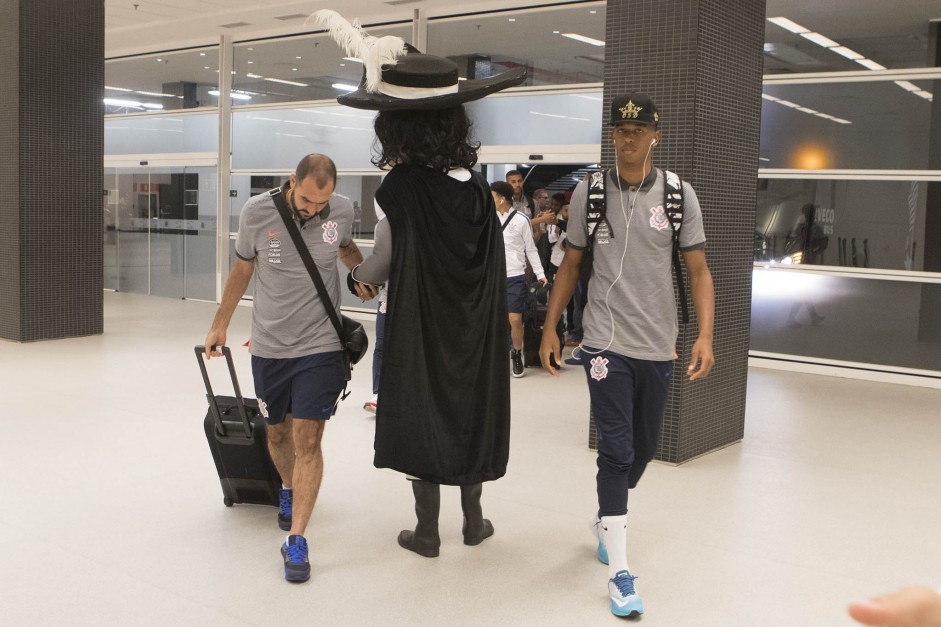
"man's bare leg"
288,418,326,536
266,415,295,488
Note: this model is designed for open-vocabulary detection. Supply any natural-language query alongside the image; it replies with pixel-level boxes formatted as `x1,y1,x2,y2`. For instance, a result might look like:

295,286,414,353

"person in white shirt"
491,181,546,377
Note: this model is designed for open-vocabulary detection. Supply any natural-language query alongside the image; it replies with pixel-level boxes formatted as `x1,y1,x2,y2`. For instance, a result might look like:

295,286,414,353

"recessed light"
247,61,254,64
292,68,298,71
247,48,253,51
553,30,560,34
204,66,210,69
296,56,302,60
589,10,597,14
199,52,206,57
508,18,516,22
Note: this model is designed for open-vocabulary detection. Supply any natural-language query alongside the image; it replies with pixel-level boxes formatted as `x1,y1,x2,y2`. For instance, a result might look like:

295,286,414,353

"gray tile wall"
0,0,104,342
589,0,766,462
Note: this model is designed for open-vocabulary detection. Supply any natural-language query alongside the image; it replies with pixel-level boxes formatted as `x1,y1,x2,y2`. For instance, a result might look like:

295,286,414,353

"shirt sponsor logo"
649,205,670,231
268,238,281,248
589,356,610,381
322,221,339,245
595,222,611,245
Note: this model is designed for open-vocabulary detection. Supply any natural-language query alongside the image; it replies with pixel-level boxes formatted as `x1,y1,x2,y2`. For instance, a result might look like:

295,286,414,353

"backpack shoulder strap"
501,209,518,232
585,169,608,247
662,170,690,324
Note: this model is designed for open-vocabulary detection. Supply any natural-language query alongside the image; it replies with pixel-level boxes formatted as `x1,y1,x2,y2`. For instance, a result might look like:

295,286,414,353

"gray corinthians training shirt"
235,188,354,359
566,169,706,361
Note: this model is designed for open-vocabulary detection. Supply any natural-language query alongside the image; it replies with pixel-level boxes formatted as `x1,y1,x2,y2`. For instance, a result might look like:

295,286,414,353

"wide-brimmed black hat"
311,10,526,111
609,93,660,126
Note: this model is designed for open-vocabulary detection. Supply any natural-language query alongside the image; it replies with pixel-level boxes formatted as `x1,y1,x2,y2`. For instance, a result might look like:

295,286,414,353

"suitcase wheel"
223,497,234,507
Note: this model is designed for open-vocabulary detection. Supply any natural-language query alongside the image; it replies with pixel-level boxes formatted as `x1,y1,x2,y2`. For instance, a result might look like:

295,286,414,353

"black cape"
374,165,510,485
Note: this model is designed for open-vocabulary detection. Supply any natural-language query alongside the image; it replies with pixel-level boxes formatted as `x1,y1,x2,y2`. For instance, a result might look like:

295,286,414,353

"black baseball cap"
609,93,660,126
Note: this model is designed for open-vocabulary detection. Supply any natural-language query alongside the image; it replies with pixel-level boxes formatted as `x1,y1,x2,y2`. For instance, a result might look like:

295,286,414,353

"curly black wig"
371,106,480,173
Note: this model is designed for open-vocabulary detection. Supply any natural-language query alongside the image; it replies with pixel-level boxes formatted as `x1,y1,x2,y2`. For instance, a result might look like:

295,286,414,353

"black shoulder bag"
269,187,369,390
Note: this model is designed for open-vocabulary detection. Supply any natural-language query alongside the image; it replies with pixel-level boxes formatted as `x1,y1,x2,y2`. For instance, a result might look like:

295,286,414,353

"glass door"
103,165,217,300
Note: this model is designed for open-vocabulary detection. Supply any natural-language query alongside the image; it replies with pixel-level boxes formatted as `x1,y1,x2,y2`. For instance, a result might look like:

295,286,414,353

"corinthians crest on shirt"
649,204,670,231
322,220,339,245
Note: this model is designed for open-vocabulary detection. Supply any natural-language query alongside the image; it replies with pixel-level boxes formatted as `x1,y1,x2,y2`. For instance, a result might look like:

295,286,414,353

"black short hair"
372,106,480,173
506,169,523,180
551,192,565,203
295,154,337,188
490,181,514,203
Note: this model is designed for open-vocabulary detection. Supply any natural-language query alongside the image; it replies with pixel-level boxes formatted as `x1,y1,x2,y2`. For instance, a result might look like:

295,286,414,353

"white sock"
601,514,630,579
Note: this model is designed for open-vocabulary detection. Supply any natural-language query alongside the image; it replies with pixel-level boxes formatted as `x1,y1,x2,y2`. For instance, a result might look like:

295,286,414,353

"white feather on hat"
308,10,407,93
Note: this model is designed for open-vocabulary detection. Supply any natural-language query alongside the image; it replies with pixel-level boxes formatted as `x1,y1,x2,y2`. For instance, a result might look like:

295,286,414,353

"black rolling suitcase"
523,283,564,369
195,345,282,508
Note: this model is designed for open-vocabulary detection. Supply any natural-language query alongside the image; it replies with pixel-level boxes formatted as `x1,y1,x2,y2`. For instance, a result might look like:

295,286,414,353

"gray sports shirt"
567,169,706,361
235,189,354,359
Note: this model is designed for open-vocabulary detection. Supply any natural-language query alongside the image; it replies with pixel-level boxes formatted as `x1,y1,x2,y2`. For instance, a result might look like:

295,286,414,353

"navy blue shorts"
506,275,528,314
251,351,347,424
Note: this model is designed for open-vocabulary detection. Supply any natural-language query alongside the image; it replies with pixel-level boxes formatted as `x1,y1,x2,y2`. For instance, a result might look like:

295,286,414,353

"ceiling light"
265,77,308,86
761,94,780,101
913,91,933,101
343,57,364,64
332,83,358,92
830,46,863,60
246,72,263,78
856,58,886,71
135,90,178,98
562,33,605,46
796,107,817,114
800,32,839,48
895,81,920,92
199,52,206,57
553,30,560,34
207,90,252,100
247,61,253,64
105,85,133,92
296,56,302,60
508,18,516,22
204,66,210,69
766,17,809,34
103,98,163,110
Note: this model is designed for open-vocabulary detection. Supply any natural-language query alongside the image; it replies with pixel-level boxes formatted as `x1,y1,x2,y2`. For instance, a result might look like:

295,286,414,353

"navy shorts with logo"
251,350,347,424
506,274,529,314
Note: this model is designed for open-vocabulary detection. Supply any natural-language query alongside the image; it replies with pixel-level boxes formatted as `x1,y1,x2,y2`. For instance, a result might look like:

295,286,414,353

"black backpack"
578,168,690,323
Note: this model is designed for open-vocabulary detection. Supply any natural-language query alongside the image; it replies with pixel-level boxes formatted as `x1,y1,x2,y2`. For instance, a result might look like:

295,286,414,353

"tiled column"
588,0,766,462
0,0,104,342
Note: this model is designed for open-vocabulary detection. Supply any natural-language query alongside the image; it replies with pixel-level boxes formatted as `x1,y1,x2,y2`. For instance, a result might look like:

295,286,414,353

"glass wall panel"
105,113,218,155
232,24,412,107
467,91,603,146
762,9,936,74
759,79,938,170
232,106,376,171
750,269,941,371
427,2,605,87
103,170,119,291
183,166,218,301
105,46,219,112
755,178,930,271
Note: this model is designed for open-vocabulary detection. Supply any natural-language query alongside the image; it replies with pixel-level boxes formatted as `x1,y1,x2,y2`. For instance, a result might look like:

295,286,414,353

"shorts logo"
379,300,387,314
322,221,339,245
649,205,669,231
589,356,609,381
257,398,269,418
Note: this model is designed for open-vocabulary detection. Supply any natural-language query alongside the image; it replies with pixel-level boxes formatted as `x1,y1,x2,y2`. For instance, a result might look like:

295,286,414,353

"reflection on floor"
1,291,939,627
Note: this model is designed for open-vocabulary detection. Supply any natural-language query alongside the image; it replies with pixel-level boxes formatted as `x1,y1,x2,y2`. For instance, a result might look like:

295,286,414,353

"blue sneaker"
589,515,608,565
609,570,644,617
278,488,292,531
281,535,310,582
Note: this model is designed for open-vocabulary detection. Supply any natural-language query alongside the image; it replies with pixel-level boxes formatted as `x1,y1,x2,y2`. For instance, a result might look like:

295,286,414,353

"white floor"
2,291,939,627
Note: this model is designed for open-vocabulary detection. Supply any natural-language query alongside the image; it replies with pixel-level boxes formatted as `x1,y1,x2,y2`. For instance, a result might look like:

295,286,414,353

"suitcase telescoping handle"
195,345,253,439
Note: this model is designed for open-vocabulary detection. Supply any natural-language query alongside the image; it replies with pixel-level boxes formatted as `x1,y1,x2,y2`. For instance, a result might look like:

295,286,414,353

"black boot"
460,483,494,546
398,480,440,558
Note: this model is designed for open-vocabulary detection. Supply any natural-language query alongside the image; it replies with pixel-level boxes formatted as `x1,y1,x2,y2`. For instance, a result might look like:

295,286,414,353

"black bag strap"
269,186,347,344
662,169,689,324
501,209,519,232
585,169,609,248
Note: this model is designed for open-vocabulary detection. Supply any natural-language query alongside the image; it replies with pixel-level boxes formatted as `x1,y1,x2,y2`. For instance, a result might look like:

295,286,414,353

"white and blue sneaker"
609,570,643,617
589,515,608,565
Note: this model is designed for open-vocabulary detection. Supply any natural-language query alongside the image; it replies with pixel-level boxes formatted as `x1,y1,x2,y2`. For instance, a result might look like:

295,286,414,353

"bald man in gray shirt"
204,153,374,583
